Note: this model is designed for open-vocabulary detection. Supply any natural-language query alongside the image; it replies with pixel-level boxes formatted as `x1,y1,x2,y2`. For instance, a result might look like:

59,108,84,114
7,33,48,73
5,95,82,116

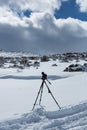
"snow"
0,50,37,57
0,103,87,130
0,56,87,129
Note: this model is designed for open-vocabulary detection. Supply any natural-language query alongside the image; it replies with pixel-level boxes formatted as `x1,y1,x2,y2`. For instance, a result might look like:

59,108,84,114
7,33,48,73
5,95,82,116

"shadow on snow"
0,75,68,80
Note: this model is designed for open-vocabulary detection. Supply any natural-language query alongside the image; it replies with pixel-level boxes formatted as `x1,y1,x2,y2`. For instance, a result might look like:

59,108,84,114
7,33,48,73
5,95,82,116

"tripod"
32,80,61,110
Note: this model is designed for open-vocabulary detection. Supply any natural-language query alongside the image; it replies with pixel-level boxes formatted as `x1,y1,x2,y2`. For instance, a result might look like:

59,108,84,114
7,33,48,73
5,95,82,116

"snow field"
0,59,87,129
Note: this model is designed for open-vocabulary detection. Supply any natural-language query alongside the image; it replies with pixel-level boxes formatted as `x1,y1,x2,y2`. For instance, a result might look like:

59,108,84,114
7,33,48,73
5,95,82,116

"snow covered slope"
0,51,87,129
0,102,87,130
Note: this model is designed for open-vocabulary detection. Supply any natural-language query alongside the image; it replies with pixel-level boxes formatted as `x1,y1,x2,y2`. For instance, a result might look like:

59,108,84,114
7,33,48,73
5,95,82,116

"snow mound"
0,102,87,130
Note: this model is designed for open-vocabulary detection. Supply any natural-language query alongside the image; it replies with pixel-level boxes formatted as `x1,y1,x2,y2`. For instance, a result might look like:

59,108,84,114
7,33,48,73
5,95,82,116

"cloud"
0,0,61,15
0,0,87,54
0,11,87,54
76,0,87,12
0,0,61,24
15,0,60,14
0,6,26,26
0,0,9,6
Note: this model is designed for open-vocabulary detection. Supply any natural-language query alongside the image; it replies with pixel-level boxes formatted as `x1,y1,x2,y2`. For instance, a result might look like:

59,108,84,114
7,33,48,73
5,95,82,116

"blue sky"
55,0,87,21
0,0,87,54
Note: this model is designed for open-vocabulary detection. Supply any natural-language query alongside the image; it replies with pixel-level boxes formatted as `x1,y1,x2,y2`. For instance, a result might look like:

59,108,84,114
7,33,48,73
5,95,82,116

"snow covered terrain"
0,51,87,130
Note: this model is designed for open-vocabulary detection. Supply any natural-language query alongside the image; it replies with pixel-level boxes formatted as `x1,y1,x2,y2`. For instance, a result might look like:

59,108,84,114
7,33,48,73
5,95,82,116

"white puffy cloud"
0,0,61,25
21,0,60,13
0,0,61,15
0,7,26,26
76,0,87,12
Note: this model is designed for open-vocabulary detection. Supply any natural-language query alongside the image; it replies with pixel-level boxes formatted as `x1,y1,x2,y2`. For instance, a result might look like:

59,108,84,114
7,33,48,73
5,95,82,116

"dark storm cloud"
0,14,87,54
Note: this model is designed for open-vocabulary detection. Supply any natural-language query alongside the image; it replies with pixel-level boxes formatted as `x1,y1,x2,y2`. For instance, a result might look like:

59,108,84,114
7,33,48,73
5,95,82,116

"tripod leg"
46,79,51,84
44,81,61,109
39,85,44,105
32,81,44,110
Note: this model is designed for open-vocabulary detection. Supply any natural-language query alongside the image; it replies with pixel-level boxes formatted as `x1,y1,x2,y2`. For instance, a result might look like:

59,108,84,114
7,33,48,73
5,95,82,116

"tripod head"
41,72,47,80
41,72,51,84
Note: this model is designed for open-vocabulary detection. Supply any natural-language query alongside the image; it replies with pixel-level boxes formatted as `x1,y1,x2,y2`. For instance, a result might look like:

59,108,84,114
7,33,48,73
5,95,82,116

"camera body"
41,72,47,80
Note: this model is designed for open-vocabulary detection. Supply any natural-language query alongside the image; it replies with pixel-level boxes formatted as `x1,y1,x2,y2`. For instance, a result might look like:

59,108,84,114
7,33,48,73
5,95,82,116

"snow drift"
0,102,87,130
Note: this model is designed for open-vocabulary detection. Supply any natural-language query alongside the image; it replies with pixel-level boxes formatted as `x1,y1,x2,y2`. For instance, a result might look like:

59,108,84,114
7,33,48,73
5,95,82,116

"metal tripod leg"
32,81,44,110
44,81,61,109
39,84,44,105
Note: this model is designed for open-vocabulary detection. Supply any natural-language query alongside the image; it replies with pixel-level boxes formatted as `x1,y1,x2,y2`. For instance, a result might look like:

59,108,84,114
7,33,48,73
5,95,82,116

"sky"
0,0,87,54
